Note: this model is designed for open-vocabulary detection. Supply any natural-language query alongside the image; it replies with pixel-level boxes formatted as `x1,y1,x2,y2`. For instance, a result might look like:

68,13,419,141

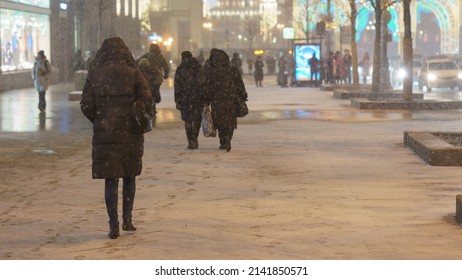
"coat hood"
209,48,230,69
90,37,135,73
149,43,161,55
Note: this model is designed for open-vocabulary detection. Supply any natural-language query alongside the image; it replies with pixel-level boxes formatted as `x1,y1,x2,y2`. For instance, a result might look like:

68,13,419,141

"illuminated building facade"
0,0,144,91
147,0,203,61
205,0,292,56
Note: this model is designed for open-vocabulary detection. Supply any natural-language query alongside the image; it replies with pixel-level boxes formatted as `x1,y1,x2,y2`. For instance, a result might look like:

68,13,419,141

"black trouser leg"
186,120,201,149
151,103,157,127
185,122,196,148
122,176,136,222
105,178,119,227
219,129,234,151
191,119,200,148
38,91,46,110
219,130,226,149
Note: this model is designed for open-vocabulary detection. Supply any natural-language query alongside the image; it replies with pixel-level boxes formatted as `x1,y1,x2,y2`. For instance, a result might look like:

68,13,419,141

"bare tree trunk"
349,2,359,85
380,10,391,90
371,0,383,95
402,0,413,101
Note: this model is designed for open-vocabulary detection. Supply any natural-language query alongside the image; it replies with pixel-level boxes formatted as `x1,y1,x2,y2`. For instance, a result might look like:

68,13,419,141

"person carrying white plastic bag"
202,104,217,137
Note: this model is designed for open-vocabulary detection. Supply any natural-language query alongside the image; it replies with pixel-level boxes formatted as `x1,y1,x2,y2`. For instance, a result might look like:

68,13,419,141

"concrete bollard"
69,91,82,101
456,195,462,225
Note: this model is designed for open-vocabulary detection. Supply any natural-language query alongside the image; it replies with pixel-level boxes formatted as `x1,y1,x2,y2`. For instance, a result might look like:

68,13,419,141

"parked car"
390,60,422,87
417,58,462,92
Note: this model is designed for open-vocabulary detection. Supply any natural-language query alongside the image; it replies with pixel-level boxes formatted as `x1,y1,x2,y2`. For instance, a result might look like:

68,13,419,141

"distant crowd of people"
306,49,369,87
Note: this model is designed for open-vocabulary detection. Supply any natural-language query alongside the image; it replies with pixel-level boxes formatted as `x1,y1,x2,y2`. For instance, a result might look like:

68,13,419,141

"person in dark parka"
137,43,169,107
204,48,248,152
138,57,160,124
254,55,264,87
80,37,152,239
174,51,206,149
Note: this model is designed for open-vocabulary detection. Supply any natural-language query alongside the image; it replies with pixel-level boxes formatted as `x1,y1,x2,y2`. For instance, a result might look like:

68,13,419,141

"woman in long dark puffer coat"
80,37,152,239
254,55,264,87
204,48,248,152
174,51,205,149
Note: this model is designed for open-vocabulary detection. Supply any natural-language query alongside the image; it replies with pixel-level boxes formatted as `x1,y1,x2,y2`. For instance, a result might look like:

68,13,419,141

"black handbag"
131,100,152,134
236,98,248,118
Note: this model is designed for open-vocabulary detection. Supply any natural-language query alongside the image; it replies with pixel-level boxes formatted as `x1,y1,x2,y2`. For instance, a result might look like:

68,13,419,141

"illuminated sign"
294,44,321,82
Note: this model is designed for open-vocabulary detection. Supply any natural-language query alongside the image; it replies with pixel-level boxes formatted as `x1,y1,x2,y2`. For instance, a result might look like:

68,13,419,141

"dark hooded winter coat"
204,49,248,130
137,44,170,86
80,37,152,179
174,56,205,122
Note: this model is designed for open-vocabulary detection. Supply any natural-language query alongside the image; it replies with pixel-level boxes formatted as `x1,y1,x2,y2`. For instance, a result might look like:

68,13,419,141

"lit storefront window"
4,0,50,8
1,8,50,72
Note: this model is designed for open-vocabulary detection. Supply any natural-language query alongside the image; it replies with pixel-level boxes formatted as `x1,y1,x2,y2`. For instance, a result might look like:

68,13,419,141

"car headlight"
427,73,437,81
398,68,407,79
458,72,462,79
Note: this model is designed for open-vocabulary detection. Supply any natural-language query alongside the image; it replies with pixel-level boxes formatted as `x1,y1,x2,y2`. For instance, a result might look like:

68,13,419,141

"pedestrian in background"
71,49,86,72
80,37,152,239
230,52,243,76
343,49,352,84
266,54,276,75
204,48,248,152
137,43,170,107
326,52,335,84
174,51,206,149
361,52,371,84
334,51,344,84
246,55,254,75
31,50,51,112
309,54,320,87
254,55,264,87
138,57,160,123
197,50,205,66
278,55,289,88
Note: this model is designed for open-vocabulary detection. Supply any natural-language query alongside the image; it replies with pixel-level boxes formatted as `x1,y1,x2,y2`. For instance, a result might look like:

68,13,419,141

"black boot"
224,137,231,152
105,179,119,239
108,222,120,239
219,136,226,150
122,177,137,232
122,219,137,231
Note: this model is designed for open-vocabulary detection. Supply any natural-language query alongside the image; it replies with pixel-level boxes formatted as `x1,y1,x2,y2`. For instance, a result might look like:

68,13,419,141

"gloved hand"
163,73,169,79
156,96,161,103
176,103,182,110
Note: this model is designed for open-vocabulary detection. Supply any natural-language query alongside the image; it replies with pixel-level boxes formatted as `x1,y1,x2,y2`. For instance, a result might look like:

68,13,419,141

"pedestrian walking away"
138,57,160,125
80,37,153,239
230,52,244,76
31,50,51,112
204,48,248,152
174,51,206,150
137,43,170,114
254,55,264,87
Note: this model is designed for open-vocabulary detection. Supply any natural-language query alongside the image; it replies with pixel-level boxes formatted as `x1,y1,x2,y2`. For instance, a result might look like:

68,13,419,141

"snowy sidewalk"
1,80,462,259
